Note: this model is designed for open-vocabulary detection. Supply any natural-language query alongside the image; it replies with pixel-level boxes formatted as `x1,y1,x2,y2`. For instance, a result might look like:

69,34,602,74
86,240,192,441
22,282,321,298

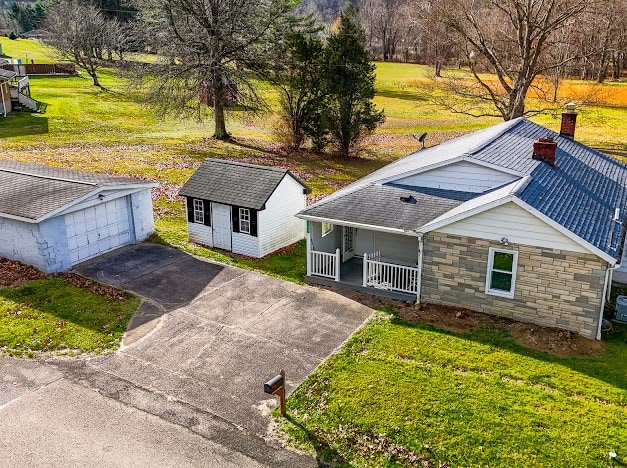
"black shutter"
250,209,258,237
186,197,194,222
203,201,211,226
232,205,240,233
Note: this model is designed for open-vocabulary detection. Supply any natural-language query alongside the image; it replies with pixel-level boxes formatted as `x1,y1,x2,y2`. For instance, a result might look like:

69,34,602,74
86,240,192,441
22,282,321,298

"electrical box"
615,295,627,322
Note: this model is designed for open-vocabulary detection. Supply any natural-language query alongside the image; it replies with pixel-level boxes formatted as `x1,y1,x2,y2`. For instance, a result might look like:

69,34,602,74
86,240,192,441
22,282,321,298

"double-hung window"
193,199,204,224
239,208,251,234
321,222,333,237
486,248,518,298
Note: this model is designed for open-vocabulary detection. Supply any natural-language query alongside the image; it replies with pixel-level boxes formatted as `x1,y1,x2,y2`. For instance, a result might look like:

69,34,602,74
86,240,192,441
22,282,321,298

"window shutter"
232,205,240,233
250,209,258,237
203,201,211,226
186,197,194,223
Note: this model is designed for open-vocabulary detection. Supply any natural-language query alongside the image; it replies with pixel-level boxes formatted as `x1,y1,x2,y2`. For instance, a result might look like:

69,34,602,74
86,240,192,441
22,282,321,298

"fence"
309,248,340,281
1,63,77,76
363,252,419,294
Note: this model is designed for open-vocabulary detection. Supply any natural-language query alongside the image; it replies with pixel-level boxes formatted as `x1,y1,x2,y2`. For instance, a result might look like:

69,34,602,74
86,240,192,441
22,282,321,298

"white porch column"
362,252,368,287
334,248,340,281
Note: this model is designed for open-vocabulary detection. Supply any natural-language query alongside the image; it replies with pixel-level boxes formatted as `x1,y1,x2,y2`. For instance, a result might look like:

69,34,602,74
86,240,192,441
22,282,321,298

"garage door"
65,197,132,265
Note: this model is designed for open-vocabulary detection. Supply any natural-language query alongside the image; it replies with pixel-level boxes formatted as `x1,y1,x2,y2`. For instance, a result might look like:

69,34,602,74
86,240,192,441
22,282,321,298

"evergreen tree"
269,29,328,150
323,6,384,157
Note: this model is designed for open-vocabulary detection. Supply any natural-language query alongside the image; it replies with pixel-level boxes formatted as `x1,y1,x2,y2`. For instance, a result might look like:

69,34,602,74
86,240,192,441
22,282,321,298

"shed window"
239,208,251,234
486,248,518,298
321,222,333,237
193,199,204,224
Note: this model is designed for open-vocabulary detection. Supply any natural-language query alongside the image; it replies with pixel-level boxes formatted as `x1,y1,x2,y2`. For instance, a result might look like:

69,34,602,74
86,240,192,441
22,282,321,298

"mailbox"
264,374,284,395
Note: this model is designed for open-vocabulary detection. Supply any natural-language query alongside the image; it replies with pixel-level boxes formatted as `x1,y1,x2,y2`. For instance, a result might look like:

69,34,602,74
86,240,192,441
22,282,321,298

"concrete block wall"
130,190,155,242
421,232,607,339
38,216,71,273
0,216,71,273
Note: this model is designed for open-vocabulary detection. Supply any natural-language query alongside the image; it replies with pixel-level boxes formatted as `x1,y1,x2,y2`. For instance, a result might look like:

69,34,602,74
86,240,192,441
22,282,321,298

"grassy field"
282,310,627,467
0,277,139,357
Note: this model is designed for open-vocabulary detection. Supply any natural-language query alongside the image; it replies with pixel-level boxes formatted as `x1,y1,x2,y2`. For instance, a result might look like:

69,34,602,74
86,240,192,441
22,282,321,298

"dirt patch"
329,289,604,358
0,258,45,287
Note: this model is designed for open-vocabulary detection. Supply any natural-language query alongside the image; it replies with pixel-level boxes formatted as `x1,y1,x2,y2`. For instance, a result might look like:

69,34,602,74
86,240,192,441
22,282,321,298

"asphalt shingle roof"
0,160,152,221
303,184,474,232
300,118,627,260
179,158,310,210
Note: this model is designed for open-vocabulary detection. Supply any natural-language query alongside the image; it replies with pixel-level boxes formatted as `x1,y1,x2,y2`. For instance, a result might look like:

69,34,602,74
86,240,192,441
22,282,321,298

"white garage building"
0,160,156,273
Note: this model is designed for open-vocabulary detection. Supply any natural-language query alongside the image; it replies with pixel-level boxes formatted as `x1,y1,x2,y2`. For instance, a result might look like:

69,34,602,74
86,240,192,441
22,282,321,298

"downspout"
597,262,620,340
416,233,424,304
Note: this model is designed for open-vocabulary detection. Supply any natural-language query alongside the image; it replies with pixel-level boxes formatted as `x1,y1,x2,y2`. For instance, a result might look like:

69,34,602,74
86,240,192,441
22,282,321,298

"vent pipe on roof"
560,102,577,140
532,137,557,167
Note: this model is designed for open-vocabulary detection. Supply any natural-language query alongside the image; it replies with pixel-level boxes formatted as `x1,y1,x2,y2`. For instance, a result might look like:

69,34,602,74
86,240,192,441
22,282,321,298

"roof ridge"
464,117,524,156
0,166,98,186
204,157,287,173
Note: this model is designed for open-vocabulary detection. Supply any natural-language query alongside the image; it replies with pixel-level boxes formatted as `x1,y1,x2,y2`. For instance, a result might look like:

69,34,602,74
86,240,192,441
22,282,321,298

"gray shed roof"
179,158,311,210
0,160,154,221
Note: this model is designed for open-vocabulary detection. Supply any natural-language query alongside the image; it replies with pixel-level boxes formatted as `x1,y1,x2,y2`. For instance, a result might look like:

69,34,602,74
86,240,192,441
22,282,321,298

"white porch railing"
363,252,419,294
309,248,340,281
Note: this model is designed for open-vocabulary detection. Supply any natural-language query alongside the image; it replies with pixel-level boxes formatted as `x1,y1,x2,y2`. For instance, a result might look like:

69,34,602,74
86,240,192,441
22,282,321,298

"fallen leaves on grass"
0,258,45,287
64,273,128,300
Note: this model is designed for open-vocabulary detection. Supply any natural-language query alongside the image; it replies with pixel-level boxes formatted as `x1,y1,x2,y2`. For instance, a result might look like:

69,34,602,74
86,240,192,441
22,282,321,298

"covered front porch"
305,221,422,301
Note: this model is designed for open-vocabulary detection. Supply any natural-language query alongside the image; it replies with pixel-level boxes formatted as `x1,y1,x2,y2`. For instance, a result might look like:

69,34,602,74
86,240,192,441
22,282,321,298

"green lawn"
0,278,139,357
283,310,627,467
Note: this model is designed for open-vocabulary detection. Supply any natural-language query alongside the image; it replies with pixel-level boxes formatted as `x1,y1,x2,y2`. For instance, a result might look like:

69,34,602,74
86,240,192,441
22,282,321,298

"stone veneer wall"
421,232,608,339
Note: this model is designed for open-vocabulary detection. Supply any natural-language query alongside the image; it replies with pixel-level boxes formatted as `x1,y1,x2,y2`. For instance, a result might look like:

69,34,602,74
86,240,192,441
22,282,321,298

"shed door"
65,197,132,265
212,203,232,250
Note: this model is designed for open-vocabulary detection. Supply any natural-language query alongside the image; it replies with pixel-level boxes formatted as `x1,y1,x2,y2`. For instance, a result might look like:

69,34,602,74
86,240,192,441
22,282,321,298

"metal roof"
0,160,154,221
179,158,310,210
300,118,627,260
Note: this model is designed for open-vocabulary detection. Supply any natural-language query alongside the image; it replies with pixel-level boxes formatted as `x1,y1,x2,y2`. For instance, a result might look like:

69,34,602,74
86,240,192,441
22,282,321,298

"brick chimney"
533,137,557,166
560,102,577,140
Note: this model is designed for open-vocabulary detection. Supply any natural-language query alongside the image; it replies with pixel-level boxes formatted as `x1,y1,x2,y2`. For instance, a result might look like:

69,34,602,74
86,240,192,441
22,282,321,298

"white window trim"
193,199,204,224
239,207,251,234
321,222,333,237
485,247,518,299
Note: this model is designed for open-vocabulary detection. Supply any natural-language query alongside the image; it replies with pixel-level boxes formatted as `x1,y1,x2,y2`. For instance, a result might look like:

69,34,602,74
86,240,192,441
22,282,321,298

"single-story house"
179,158,310,258
0,160,156,273
298,106,627,339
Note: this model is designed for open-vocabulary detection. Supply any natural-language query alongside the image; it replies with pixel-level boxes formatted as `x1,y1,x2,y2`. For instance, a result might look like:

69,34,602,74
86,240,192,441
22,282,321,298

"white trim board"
298,215,422,237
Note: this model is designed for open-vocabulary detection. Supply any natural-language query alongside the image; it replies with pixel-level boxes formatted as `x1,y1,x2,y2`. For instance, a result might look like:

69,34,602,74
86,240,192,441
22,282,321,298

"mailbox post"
264,369,286,416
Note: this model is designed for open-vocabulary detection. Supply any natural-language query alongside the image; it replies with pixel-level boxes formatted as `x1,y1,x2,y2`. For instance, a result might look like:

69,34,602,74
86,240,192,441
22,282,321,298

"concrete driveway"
0,244,372,467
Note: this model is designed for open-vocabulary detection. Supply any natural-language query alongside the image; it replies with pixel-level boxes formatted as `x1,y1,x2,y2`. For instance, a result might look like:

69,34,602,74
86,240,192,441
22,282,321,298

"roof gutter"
297,214,421,237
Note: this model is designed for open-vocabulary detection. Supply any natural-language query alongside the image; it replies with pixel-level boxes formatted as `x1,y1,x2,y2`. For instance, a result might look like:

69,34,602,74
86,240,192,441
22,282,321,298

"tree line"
3,0,626,149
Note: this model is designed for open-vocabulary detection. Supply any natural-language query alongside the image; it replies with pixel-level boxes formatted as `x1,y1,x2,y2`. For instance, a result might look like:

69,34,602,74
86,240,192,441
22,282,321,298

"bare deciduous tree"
437,0,588,120
136,0,297,140
43,0,108,87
